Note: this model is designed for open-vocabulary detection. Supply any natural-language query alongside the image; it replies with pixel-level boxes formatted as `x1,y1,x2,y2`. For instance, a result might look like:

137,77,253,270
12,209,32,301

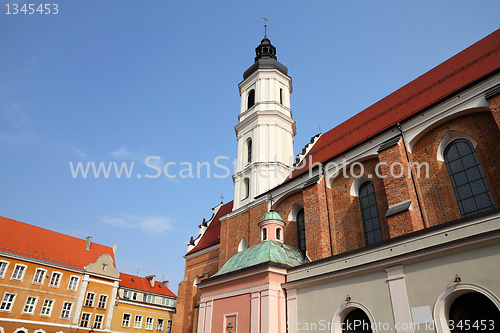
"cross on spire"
263,17,268,38
267,193,274,211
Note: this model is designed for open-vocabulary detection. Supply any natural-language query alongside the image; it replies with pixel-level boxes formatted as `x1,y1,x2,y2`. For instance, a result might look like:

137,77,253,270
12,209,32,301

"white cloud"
74,149,89,160
109,147,133,159
101,214,173,234
108,147,164,168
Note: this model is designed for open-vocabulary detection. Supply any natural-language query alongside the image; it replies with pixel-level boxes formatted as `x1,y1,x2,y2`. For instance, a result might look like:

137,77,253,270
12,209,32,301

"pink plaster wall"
212,294,251,333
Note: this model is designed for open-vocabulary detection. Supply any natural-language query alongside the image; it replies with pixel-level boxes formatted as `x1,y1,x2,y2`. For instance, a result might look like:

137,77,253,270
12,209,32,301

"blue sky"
1,1,499,293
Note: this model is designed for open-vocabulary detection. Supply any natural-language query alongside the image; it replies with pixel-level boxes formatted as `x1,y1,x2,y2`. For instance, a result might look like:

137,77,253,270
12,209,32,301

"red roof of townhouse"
290,28,500,180
119,272,176,297
0,216,116,270
186,201,233,255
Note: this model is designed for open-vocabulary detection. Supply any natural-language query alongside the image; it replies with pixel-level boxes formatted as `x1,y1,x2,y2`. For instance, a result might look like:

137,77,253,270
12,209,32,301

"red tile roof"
119,272,176,297
186,201,233,255
0,216,116,270
290,28,500,180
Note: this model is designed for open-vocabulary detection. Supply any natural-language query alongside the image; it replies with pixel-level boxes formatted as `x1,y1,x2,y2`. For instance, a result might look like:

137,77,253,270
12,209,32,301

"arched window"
247,139,252,164
444,139,495,216
342,309,372,333
242,178,250,200
238,238,247,252
449,292,500,333
296,208,306,254
359,181,383,245
262,228,267,241
247,89,255,109
276,228,281,241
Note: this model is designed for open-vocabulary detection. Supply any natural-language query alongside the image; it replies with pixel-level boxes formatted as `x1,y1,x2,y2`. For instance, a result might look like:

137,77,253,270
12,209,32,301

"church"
173,28,500,333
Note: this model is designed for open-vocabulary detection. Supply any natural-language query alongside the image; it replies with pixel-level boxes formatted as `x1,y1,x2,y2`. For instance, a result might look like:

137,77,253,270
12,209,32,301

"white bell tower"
233,34,296,210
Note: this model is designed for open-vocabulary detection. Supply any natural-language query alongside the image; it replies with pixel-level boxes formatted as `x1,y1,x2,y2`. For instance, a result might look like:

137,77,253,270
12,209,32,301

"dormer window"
247,89,255,109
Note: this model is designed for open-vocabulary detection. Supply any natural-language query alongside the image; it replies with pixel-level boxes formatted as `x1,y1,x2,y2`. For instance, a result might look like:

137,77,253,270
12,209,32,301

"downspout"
396,122,427,228
322,165,334,256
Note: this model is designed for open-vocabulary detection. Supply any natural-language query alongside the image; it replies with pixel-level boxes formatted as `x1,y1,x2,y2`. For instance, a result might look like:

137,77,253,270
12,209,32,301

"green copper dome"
213,240,305,277
261,210,283,222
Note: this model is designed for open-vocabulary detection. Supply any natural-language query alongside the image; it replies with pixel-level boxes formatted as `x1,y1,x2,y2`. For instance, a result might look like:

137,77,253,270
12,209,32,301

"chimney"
145,275,156,288
86,236,92,250
162,280,169,289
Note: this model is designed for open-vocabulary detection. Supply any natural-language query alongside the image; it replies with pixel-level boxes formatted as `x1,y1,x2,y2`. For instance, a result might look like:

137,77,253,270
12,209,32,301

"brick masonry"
330,158,390,254
378,140,425,237
173,247,219,333
176,106,500,332
411,111,500,226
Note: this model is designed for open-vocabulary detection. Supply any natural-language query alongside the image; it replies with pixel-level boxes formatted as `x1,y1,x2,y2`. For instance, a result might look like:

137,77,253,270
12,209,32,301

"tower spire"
263,17,268,38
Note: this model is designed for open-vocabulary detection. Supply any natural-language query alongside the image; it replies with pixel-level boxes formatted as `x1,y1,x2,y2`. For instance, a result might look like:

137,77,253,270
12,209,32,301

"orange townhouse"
0,216,120,333
112,273,176,333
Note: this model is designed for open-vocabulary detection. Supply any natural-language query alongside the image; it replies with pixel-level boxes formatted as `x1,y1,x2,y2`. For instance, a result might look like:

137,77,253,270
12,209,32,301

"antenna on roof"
319,125,322,134
137,269,140,276
263,17,268,38
220,194,224,203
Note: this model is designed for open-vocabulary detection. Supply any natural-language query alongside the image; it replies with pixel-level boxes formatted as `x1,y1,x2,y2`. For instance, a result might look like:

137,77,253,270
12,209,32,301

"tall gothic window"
444,139,495,216
359,181,383,245
247,89,255,109
247,139,252,163
297,208,306,255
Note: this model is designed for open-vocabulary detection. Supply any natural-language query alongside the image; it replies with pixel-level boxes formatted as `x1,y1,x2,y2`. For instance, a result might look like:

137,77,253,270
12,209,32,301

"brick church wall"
411,111,500,227
329,158,390,254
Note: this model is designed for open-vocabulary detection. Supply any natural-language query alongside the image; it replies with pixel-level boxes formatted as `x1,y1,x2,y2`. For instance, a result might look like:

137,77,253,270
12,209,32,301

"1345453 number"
5,4,58,15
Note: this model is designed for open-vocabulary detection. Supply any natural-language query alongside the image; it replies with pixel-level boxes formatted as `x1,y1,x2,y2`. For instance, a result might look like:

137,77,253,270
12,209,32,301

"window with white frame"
124,290,138,300
49,272,62,287
359,181,383,245
122,313,131,327
32,269,46,284
1,293,16,311
84,292,95,307
0,261,9,278
166,320,172,333
67,276,79,291
80,313,91,327
97,294,107,309
94,314,104,329
144,294,155,304
444,138,496,216
40,299,54,316
134,315,143,328
156,318,164,331
23,297,38,314
145,317,154,330
60,302,72,319
11,264,26,281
